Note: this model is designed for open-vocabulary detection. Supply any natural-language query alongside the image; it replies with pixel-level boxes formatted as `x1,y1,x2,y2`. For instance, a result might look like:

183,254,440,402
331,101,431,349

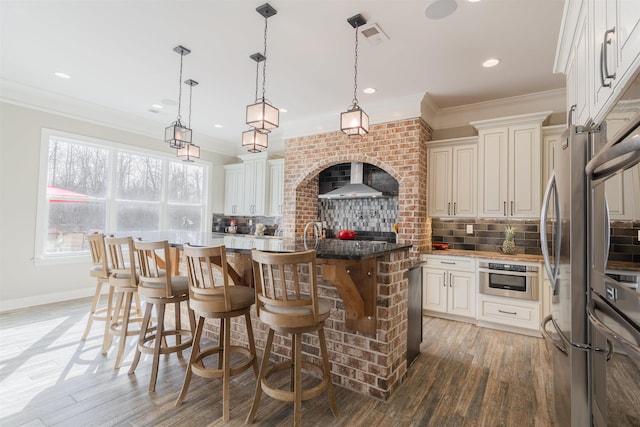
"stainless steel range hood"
318,162,383,199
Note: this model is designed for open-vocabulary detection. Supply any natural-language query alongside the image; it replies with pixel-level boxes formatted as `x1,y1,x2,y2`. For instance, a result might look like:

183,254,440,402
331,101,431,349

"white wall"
0,101,234,311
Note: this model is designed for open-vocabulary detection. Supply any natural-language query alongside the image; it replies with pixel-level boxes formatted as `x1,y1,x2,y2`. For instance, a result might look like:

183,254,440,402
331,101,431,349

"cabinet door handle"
498,309,517,315
602,27,616,86
449,273,452,287
448,202,451,216
503,201,507,216
443,272,447,287
453,202,457,216
511,201,514,216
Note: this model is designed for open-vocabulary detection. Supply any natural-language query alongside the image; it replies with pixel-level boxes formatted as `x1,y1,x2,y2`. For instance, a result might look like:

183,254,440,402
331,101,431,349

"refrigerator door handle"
540,173,560,290
540,314,567,356
589,298,640,361
586,131,640,182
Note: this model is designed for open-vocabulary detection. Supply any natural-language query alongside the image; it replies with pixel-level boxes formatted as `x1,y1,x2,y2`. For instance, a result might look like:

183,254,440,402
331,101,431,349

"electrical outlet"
466,224,473,234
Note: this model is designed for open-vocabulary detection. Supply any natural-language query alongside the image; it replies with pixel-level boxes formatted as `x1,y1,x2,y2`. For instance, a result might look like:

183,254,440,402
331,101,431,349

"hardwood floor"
0,297,635,426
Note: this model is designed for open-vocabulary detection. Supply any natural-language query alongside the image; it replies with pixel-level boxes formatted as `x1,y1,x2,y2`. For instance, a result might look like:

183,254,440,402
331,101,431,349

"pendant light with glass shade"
245,3,279,135
340,14,369,136
177,79,200,162
165,45,192,149
242,53,269,153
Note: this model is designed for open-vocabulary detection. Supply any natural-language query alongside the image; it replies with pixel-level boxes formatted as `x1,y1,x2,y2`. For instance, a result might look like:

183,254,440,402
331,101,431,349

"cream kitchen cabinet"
268,158,284,217
427,137,477,218
240,153,268,216
421,255,476,320
542,125,565,185
223,164,244,215
605,164,639,220
472,112,550,219
556,0,640,127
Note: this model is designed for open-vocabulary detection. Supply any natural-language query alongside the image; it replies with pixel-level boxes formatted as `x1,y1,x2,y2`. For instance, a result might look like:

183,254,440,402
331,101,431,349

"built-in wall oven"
478,262,539,301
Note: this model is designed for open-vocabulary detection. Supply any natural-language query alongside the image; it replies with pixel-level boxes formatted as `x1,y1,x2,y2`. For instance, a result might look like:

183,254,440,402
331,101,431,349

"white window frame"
34,129,209,265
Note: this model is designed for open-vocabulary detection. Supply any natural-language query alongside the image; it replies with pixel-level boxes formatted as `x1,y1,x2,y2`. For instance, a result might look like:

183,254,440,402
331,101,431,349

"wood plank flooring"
0,297,636,426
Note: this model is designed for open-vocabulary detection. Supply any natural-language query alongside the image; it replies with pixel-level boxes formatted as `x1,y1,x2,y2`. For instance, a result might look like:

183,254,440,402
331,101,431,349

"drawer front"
478,296,540,330
421,255,475,272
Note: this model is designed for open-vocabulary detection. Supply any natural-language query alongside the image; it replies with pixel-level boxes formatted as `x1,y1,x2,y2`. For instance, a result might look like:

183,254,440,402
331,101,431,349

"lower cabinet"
477,295,541,337
422,255,476,320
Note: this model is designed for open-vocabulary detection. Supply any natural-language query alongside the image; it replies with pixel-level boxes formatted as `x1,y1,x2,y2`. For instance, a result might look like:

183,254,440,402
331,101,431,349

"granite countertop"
423,249,640,272
126,231,411,260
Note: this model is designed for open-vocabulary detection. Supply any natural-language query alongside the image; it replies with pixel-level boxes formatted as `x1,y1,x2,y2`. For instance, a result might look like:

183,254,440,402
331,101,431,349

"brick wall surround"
282,118,433,257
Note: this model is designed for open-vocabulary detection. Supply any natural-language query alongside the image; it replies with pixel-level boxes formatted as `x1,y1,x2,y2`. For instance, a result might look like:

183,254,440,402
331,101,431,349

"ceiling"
0,0,566,156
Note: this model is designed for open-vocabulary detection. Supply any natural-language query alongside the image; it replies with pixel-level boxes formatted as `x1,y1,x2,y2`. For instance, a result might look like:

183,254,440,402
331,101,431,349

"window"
36,130,208,260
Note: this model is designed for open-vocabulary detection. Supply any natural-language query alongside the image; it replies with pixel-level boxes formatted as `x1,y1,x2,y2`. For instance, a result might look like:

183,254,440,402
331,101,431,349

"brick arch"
282,118,432,257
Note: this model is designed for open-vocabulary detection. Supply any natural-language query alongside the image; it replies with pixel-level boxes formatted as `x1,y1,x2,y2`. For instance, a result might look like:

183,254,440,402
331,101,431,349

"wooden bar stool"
175,244,258,422
246,249,338,426
81,232,113,353
105,236,143,368
129,240,196,393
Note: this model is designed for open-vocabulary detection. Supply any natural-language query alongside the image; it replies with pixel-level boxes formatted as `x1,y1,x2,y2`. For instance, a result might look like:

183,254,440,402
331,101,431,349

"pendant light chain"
187,82,192,128
353,25,359,107
177,53,184,122
261,16,268,102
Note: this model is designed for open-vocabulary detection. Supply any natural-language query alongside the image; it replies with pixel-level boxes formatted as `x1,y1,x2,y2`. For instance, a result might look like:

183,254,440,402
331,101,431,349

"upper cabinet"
555,0,640,127
224,153,269,216
472,112,550,219
241,153,268,216
268,159,284,217
223,164,244,216
427,137,477,218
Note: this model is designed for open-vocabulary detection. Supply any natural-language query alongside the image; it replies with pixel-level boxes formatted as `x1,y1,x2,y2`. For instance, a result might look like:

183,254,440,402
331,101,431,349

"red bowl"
338,230,357,240
432,243,449,250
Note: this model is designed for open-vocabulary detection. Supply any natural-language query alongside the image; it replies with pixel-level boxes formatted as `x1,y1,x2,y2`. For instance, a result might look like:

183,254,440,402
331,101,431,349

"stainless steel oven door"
478,268,538,301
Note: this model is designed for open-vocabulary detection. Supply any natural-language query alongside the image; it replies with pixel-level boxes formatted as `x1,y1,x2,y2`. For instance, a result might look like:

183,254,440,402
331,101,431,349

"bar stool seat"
175,244,257,423
128,240,195,393
247,249,338,426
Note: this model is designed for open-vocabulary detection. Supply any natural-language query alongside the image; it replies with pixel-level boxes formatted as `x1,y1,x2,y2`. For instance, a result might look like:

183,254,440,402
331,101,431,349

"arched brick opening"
281,118,432,257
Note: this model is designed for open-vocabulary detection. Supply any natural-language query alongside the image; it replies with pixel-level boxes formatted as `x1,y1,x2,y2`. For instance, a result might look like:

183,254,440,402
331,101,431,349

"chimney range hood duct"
318,162,383,199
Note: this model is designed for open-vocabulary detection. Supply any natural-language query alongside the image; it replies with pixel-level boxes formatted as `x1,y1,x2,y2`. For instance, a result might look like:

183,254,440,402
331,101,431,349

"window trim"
34,128,209,265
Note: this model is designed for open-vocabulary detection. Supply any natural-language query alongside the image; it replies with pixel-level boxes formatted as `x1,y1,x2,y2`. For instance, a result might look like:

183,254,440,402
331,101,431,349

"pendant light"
177,79,200,162
245,3,279,134
165,45,192,149
242,53,269,153
340,14,369,137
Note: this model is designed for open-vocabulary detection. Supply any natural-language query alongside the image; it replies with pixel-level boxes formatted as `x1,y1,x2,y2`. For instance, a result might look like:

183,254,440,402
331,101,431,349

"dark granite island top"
127,230,411,259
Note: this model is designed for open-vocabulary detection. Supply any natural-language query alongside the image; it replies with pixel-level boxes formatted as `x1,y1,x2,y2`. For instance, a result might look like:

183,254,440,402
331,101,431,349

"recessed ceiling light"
54,72,71,79
214,124,223,128
482,58,500,68
425,0,458,20
363,87,376,94
279,107,288,113
467,0,481,3
151,104,163,109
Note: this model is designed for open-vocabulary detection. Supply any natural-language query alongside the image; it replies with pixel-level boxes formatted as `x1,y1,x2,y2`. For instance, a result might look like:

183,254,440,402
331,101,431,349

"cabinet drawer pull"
440,261,456,265
498,309,517,315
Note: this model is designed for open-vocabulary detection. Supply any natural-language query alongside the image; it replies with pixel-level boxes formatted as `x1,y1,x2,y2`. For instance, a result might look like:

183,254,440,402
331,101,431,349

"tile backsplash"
432,218,639,262
318,197,398,241
431,218,542,255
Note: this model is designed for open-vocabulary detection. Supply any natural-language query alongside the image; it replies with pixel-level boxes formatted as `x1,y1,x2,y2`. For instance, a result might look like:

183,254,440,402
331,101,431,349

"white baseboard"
0,287,97,312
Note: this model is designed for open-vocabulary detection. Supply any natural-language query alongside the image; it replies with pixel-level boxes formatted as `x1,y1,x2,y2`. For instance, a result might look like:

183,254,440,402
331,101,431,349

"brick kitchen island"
133,231,413,400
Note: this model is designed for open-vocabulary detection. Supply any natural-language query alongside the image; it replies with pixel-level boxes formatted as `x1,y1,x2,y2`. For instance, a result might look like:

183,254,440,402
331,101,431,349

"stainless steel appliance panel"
540,124,591,427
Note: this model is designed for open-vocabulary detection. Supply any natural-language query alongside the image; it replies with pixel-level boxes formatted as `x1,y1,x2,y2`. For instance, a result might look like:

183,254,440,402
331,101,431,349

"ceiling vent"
360,23,389,46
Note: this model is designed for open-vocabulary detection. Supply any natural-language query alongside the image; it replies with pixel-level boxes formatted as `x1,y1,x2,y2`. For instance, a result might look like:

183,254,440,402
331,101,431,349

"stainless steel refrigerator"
586,73,640,427
542,71,640,426
541,113,592,427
